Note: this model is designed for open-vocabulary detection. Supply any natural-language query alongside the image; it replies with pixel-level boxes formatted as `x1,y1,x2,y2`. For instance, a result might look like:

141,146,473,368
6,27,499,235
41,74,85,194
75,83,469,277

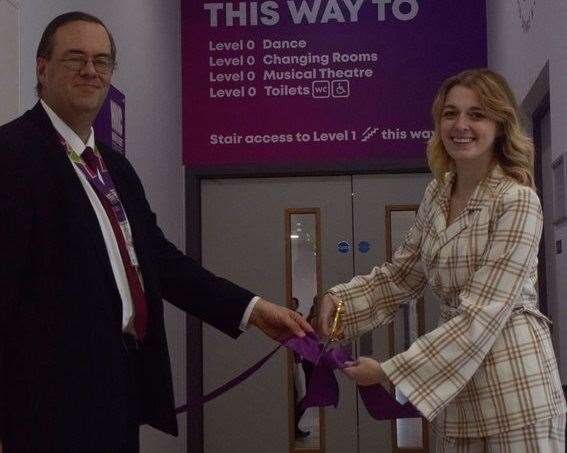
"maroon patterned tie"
82,147,148,340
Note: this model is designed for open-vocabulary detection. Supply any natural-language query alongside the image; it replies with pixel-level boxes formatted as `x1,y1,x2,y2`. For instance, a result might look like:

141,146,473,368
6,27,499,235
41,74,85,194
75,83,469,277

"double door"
200,173,433,452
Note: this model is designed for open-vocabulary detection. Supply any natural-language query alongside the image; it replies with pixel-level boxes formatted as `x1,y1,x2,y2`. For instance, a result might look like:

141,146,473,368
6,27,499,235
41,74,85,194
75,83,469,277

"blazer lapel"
438,213,470,248
27,103,122,297
427,165,506,260
426,173,454,258
431,196,448,240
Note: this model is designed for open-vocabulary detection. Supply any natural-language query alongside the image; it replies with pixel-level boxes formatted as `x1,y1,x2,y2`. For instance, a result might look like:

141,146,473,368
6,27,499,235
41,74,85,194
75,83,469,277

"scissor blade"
315,338,332,365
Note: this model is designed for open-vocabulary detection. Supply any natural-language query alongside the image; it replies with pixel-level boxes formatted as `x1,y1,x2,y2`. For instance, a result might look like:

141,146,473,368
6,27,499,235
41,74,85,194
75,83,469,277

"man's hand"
249,298,314,342
315,293,344,339
342,357,388,386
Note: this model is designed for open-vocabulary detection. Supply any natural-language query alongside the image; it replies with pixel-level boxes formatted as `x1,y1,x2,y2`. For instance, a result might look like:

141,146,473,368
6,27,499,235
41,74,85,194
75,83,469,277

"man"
0,12,312,452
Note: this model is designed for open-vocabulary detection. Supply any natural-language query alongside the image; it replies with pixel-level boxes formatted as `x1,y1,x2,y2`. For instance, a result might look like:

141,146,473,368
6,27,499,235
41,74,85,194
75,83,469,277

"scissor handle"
329,300,344,341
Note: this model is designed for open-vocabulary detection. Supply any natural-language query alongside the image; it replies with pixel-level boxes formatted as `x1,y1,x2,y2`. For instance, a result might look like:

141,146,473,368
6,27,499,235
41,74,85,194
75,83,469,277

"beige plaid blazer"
330,165,566,438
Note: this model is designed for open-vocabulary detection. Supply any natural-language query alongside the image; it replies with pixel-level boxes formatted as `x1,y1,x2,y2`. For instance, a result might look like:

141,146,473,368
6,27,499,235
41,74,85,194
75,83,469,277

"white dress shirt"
40,100,258,332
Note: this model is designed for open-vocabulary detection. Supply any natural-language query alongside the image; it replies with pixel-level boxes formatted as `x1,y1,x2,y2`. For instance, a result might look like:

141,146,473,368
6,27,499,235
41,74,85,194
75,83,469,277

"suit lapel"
430,173,493,259
27,103,122,299
428,173,453,254
426,169,497,259
431,194,448,241
437,212,470,249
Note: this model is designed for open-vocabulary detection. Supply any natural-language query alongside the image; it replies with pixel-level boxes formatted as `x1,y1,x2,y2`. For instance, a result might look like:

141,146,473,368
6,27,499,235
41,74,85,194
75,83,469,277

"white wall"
17,1,186,451
0,0,20,125
487,2,567,382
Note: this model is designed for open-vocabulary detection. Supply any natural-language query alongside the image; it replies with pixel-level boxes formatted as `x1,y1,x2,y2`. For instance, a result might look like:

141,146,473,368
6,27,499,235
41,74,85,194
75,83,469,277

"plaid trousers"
435,413,566,452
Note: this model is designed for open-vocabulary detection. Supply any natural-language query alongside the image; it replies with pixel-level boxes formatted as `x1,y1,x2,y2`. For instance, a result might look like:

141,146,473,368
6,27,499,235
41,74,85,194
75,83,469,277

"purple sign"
94,84,126,155
182,1,486,170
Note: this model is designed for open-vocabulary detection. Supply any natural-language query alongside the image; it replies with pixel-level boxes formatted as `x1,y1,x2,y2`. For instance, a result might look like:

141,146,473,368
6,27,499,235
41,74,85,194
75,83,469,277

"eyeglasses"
58,55,115,75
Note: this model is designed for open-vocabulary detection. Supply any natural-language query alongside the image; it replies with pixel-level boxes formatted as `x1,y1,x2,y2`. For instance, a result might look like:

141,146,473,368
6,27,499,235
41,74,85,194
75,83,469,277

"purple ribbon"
286,332,421,419
176,333,421,421
175,346,281,414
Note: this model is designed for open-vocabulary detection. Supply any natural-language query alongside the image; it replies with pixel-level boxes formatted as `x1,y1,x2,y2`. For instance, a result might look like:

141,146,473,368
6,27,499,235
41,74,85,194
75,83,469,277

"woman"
318,69,566,451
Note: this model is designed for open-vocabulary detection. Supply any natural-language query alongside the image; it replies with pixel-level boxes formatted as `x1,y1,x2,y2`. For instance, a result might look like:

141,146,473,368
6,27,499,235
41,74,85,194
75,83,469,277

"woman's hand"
342,357,388,386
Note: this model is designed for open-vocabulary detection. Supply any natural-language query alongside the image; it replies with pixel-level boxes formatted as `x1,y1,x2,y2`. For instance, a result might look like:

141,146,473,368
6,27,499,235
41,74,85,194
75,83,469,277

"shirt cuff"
239,296,261,331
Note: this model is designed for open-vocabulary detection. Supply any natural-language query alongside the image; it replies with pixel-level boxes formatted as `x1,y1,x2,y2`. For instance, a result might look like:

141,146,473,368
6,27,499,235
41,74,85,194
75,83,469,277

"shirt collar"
40,99,95,156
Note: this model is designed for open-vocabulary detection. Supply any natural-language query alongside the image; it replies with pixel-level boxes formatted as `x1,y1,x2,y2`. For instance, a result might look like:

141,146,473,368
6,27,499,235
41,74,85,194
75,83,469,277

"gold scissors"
315,299,344,365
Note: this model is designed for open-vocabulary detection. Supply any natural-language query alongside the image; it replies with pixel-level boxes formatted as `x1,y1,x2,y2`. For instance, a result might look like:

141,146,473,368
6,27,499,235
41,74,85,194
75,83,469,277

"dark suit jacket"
0,103,254,451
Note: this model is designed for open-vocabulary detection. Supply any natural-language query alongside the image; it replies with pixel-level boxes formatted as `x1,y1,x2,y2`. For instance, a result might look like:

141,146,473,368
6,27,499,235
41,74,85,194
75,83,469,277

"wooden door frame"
285,208,326,453
385,205,429,453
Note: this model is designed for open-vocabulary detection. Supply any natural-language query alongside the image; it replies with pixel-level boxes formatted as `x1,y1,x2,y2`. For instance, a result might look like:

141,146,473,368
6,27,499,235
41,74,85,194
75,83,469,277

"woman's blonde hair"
426,69,535,188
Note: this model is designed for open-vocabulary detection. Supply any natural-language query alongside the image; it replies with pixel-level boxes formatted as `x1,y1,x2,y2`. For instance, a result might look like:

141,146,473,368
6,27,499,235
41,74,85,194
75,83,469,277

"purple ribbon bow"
176,332,421,421
286,332,421,420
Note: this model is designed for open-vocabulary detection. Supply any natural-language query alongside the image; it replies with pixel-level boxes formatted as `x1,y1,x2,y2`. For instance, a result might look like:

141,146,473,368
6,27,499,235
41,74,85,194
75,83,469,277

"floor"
295,407,320,449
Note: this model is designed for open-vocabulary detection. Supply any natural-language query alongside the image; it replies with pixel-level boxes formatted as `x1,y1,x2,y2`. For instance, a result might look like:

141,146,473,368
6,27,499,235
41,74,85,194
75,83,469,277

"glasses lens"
93,60,113,74
61,57,113,74
62,58,85,71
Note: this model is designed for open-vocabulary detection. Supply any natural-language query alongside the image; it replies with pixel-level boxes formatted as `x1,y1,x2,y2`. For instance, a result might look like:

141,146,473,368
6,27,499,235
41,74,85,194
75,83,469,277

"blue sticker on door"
337,241,350,254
